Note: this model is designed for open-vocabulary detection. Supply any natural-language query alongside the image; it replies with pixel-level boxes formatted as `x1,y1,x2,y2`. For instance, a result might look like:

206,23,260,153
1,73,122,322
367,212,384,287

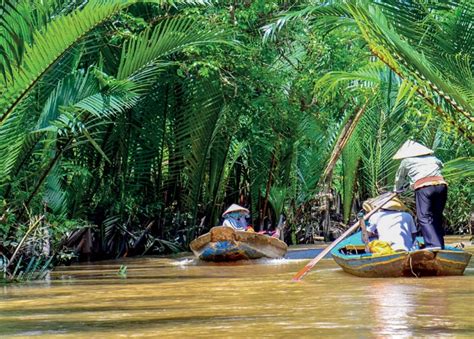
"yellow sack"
246,226,255,233
368,240,395,255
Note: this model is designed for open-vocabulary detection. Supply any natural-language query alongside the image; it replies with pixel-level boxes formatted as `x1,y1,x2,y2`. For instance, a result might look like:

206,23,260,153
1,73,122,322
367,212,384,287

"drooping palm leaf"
177,78,224,228
117,16,227,81
0,0,213,126
266,0,473,141
443,157,474,180
346,1,473,137
341,136,360,221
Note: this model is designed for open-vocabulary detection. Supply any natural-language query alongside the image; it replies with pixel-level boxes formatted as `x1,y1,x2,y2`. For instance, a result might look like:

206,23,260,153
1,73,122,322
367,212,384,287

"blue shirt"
223,217,247,231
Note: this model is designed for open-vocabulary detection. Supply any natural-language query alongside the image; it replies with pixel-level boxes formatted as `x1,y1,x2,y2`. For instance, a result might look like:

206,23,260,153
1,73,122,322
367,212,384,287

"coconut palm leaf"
43,163,68,215
0,5,229,209
263,2,353,42
341,136,360,221
293,111,328,201
0,0,30,79
178,78,224,227
346,1,473,135
116,16,227,81
0,0,213,126
208,137,247,226
442,157,474,180
316,61,385,98
267,0,473,141
269,185,287,219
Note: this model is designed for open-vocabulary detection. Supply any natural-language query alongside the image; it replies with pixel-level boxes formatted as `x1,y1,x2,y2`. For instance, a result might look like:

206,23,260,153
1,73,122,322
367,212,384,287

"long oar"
292,191,398,281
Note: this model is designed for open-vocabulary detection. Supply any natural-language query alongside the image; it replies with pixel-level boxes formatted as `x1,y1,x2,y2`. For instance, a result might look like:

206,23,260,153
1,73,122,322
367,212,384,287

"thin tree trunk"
320,99,369,185
260,152,276,230
155,85,169,200
20,139,72,219
320,99,369,240
322,184,331,242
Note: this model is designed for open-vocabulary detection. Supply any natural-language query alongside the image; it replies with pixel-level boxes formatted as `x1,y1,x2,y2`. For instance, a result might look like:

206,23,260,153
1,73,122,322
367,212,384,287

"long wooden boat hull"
331,232,472,278
190,226,288,261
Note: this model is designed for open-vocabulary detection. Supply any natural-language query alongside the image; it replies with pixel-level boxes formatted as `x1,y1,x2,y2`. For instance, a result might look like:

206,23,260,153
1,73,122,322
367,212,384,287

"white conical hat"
392,140,433,160
222,204,249,217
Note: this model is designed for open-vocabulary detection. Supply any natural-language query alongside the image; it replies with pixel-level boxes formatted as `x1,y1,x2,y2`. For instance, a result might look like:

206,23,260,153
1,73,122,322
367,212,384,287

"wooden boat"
331,231,472,277
190,226,288,261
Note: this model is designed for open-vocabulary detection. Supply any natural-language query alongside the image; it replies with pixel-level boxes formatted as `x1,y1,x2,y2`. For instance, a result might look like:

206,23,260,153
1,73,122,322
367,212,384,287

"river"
1,250,473,338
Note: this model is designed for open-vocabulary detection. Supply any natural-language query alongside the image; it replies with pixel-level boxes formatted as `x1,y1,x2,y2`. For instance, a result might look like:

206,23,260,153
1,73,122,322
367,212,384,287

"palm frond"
315,61,385,99
0,1,123,125
43,164,68,215
263,3,353,42
443,157,474,180
347,1,473,127
0,0,30,80
117,16,228,81
179,79,224,226
269,186,287,218
0,0,215,126
341,137,360,222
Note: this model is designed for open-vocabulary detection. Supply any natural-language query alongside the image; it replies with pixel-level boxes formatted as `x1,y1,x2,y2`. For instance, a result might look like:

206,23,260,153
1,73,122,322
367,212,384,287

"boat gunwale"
332,247,469,261
189,226,288,261
330,231,472,277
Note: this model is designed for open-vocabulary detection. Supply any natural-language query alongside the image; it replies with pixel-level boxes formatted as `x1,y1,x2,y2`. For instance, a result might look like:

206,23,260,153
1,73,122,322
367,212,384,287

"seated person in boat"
363,197,417,252
222,204,251,231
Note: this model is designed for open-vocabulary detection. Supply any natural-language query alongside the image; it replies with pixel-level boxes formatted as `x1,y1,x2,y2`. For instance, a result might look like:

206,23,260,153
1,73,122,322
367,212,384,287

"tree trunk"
260,152,276,230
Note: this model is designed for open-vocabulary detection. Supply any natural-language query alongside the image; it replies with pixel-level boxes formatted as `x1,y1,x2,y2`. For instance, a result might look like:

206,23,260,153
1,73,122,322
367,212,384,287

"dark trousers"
415,184,448,248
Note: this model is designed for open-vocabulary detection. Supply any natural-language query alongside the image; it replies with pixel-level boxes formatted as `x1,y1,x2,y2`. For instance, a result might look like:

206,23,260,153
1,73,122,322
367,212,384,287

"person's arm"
394,159,408,191
366,216,378,238
437,157,444,169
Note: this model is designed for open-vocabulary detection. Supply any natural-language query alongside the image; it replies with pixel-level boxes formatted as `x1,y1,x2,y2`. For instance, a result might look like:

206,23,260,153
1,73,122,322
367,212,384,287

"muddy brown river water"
1,251,473,338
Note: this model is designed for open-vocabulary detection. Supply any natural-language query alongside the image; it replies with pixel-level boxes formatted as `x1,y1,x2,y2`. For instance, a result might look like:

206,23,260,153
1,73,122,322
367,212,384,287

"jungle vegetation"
0,0,472,281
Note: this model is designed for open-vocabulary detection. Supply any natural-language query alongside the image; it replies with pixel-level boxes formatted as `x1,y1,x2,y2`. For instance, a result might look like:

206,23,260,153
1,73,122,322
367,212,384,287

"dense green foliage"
0,0,472,278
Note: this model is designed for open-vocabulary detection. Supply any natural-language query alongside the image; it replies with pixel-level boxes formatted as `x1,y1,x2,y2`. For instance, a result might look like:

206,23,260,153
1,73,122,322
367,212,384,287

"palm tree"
264,0,473,141
0,0,229,257
263,0,472,239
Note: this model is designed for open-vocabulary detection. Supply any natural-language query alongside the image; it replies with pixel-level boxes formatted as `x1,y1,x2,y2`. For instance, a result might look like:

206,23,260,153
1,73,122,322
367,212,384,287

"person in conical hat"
362,196,417,251
393,140,447,249
392,140,434,160
222,204,250,231
222,204,250,217
362,196,409,213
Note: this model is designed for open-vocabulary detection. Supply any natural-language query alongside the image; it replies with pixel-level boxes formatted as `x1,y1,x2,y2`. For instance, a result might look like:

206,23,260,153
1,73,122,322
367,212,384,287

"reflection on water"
1,253,473,337
370,282,417,337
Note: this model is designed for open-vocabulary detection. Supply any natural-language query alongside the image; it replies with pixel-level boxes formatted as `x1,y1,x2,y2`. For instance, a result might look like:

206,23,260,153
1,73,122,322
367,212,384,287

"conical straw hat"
363,196,408,213
222,204,249,217
392,140,433,160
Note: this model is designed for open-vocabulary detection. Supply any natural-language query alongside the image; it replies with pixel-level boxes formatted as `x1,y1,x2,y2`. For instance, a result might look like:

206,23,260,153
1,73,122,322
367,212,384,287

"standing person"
222,204,250,231
393,140,448,249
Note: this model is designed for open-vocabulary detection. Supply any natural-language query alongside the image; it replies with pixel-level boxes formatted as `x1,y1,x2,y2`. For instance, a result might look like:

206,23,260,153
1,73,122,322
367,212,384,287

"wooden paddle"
292,191,398,281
